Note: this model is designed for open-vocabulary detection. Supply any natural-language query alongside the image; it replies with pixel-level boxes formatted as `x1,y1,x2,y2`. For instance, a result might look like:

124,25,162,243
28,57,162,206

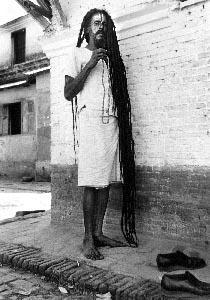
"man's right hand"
64,48,107,101
87,48,107,68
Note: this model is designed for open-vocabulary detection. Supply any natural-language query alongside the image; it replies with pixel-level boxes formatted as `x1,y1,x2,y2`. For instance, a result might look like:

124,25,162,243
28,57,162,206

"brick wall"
120,1,210,168
43,0,210,244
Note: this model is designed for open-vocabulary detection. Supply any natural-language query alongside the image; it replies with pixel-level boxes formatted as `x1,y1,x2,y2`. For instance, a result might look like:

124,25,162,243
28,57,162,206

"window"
0,101,35,136
11,28,26,65
0,103,21,135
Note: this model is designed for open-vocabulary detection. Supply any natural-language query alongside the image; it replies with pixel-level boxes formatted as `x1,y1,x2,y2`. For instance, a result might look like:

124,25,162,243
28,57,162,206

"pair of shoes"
161,271,210,297
156,250,206,272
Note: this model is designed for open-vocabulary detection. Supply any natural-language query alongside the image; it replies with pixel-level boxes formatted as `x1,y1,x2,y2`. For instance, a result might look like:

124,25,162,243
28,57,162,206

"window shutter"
3,106,9,135
22,100,35,134
27,101,35,133
0,106,9,136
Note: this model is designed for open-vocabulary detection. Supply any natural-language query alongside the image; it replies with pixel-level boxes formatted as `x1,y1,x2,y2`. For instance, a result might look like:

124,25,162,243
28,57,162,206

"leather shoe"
161,271,210,297
156,250,206,272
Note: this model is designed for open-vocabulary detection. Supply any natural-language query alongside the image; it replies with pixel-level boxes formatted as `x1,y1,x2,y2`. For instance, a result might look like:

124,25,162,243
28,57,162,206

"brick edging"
0,241,179,300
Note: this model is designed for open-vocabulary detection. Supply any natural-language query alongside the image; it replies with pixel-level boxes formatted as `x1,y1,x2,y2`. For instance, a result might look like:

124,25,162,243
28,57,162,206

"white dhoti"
78,112,120,187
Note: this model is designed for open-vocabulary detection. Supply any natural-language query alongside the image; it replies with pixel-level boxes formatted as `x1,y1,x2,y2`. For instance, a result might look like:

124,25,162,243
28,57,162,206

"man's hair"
77,9,138,247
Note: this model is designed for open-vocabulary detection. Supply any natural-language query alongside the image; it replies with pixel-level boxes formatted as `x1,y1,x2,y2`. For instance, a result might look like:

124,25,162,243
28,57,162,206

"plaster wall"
0,109,36,177
0,71,51,179
0,83,36,103
0,83,37,179
0,31,11,68
35,71,51,181
0,135,36,162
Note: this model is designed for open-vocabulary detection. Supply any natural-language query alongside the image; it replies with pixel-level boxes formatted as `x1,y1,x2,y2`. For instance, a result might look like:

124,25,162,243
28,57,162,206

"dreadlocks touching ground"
64,8,138,260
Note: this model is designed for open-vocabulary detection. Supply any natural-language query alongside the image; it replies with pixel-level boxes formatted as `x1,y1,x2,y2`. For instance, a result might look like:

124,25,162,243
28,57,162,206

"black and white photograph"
0,0,210,299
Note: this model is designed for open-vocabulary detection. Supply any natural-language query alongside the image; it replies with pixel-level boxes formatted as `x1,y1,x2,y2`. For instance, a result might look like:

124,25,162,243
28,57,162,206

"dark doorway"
8,102,21,135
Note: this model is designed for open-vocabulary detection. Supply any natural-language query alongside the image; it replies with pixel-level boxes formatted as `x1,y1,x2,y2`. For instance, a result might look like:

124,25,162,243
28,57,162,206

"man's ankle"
83,235,94,243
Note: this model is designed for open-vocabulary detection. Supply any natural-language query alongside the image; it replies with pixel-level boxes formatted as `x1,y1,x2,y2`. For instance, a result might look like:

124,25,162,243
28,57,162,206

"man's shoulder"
71,46,88,53
66,47,81,62
76,46,92,56
70,47,91,63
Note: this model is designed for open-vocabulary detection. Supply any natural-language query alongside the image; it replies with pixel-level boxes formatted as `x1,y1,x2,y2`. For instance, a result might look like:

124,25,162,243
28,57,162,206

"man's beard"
94,32,106,49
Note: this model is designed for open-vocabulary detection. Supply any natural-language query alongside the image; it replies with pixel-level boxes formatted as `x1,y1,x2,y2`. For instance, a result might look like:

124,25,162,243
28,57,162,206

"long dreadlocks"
76,8,138,247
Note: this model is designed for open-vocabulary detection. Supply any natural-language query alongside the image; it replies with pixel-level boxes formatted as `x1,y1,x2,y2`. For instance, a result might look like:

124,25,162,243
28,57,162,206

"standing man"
64,8,138,260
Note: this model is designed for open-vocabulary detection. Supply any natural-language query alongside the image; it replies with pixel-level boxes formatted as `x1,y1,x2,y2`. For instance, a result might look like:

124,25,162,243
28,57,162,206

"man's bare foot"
82,238,104,260
94,234,128,248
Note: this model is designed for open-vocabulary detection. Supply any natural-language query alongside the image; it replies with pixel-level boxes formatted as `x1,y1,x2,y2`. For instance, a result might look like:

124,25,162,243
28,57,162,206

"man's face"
88,13,107,48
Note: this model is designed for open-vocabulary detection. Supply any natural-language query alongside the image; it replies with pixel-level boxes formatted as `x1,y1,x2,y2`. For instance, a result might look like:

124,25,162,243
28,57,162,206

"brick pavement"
0,241,187,300
0,264,94,300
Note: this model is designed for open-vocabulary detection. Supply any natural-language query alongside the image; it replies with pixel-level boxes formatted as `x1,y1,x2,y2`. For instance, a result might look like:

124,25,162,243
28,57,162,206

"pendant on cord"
102,115,110,124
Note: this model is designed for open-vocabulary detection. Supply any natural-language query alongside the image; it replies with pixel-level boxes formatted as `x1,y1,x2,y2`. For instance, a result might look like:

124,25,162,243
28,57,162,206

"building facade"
40,0,210,245
0,14,51,181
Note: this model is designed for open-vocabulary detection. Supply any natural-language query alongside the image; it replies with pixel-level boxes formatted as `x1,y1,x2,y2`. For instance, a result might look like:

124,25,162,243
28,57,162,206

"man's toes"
85,251,96,260
94,235,128,248
95,249,104,260
84,247,104,260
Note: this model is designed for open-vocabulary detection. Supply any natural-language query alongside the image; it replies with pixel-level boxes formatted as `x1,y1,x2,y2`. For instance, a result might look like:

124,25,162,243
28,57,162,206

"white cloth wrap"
78,112,120,187
65,47,120,187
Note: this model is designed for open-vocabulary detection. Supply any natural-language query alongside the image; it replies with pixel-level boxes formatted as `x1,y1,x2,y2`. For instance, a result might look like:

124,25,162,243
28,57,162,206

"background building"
0,13,51,181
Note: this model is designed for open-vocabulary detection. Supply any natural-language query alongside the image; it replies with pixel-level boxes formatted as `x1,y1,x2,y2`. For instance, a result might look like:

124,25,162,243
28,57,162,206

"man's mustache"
96,30,105,35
